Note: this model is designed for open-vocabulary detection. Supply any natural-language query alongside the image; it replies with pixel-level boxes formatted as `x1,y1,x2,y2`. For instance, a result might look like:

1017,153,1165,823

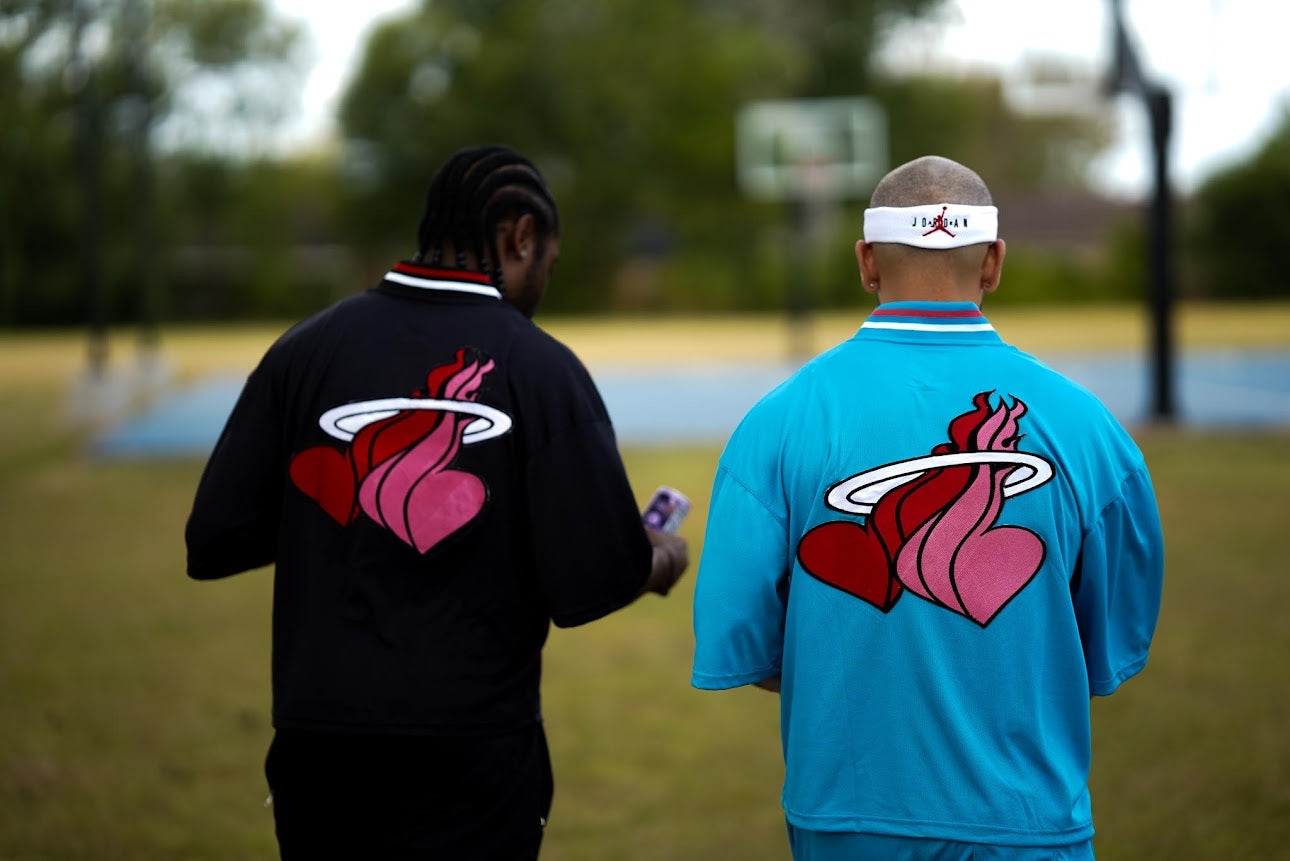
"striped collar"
856,301,1002,344
382,261,502,300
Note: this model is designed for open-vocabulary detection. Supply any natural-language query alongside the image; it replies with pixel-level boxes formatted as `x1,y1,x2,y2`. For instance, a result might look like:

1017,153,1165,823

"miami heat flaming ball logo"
797,392,1054,627
289,349,511,554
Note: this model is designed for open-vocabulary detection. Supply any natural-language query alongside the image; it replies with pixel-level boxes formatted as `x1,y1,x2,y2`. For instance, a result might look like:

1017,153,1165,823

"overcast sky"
268,0,1290,198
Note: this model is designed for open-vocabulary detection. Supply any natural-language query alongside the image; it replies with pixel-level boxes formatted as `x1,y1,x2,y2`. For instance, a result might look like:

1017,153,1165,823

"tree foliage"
340,0,771,310
335,0,1120,313
744,0,945,96
875,73,1112,191
337,0,959,312
0,0,1138,325
0,0,303,325
1187,111,1290,299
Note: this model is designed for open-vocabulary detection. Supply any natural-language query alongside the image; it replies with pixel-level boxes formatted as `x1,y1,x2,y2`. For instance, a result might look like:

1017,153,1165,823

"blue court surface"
92,349,1290,458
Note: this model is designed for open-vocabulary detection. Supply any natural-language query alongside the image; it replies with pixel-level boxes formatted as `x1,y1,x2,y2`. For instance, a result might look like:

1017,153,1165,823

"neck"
875,280,983,306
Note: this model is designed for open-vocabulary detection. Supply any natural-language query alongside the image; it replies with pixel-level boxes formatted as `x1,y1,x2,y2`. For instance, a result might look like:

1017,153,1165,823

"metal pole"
123,0,161,358
1105,0,1177,423
786,197,814,361
1147,87,1176,420
72,0,108,379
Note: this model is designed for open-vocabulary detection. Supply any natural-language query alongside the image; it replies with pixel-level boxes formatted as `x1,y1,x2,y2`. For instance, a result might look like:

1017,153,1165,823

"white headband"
863,203,998,249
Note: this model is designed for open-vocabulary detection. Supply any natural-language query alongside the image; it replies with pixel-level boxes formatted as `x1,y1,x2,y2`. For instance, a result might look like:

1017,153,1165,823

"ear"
497,213,538,264
856,240,880,294
980,238,1006,294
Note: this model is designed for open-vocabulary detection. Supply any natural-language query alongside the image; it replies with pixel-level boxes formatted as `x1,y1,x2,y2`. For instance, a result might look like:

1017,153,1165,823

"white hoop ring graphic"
826,451,1054,515
318,398,512,444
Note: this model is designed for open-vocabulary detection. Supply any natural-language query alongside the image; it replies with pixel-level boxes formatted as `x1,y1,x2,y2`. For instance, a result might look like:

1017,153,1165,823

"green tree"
875,73,1112,192
1188,110,1290,299
741,0,946,96
336,0,1125,313
0,0,303,326
161,152,355,320
338,0,810,311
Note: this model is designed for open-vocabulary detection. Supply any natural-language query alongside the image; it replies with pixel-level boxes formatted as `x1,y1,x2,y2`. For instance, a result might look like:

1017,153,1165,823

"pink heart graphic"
403,468,486,554
897,468,1045,627
946,524,1044,626
359,453,486,554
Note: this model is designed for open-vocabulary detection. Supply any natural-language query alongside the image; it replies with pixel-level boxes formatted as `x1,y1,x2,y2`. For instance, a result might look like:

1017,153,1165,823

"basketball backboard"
736,97,888,201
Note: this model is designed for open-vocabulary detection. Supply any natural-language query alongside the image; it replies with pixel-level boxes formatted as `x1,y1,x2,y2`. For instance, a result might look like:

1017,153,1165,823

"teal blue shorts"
786,826,1095,861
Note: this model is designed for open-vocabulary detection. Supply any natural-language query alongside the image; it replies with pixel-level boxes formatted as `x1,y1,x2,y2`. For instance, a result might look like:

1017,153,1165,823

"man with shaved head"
692,156,1164,860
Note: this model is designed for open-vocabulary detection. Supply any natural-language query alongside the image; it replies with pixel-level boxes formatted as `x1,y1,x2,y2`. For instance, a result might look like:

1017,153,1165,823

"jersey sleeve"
691,461,791,690
1072,465,1165,696
185,361,284,580
526,419,652,628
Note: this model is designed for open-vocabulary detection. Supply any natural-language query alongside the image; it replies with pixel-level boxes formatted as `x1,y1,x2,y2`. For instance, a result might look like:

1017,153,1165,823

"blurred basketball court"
92,348,1290,458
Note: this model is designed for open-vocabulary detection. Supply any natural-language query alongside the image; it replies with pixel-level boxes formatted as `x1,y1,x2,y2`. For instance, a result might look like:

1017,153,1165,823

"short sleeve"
526,419,652,628
691,464,791,689
1072,466,1165,696
185,361,284,579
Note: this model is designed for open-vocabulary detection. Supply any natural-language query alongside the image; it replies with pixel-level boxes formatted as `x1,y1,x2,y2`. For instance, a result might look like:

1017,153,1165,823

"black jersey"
186,264,653,735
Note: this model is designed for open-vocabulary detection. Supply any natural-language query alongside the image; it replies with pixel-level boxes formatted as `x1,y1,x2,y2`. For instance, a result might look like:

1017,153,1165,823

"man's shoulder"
998,345,1120,413
506,321,595,379
272,289,378,342
990,348,1147,481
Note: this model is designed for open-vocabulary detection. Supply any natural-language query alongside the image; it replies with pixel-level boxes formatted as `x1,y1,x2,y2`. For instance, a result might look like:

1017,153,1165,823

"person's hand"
644,528,689,596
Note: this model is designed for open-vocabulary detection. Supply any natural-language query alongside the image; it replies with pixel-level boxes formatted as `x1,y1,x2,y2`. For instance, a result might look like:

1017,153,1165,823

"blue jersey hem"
1090,652,1149,696
783,808,1095,847
691,666,780,690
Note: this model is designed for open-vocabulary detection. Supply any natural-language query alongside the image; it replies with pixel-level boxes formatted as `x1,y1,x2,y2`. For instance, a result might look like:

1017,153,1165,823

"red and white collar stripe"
384,262,501,299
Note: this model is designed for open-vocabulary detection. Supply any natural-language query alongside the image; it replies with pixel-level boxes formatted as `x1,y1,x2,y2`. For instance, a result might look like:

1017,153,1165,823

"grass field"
2,304,1289,859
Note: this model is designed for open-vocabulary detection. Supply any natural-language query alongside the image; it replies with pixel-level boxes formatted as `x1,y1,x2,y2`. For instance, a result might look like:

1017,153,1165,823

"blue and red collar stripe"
384,262,501,299
870,306,983,319
861,302,995,333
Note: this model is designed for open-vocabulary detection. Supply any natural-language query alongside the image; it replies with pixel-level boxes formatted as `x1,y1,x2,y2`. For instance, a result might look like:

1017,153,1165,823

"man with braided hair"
187,145,689,859
691,156,1163,860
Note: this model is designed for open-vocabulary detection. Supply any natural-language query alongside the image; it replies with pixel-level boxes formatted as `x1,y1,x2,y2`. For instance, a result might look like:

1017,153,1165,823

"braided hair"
414,145,560,293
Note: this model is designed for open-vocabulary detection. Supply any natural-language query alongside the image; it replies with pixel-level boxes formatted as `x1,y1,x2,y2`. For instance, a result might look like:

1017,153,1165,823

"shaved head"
857,156,1004,304
869,155,993,208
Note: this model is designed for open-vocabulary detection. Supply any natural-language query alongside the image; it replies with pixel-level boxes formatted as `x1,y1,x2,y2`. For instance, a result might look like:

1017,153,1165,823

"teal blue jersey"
691,301,1163,846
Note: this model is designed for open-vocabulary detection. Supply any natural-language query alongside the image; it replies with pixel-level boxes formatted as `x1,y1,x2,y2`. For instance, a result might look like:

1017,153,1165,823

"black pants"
264,723,553,860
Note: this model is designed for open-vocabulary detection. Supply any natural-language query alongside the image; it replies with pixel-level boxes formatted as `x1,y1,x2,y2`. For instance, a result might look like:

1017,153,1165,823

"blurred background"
4,0,1287,329
2,1,1288,858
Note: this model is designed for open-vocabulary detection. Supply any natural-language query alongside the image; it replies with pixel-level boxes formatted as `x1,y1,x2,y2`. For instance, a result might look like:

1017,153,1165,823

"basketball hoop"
736,97,888,201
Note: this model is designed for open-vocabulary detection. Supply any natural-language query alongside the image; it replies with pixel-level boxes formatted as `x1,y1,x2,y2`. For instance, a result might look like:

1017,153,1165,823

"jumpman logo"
922,206,956,238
